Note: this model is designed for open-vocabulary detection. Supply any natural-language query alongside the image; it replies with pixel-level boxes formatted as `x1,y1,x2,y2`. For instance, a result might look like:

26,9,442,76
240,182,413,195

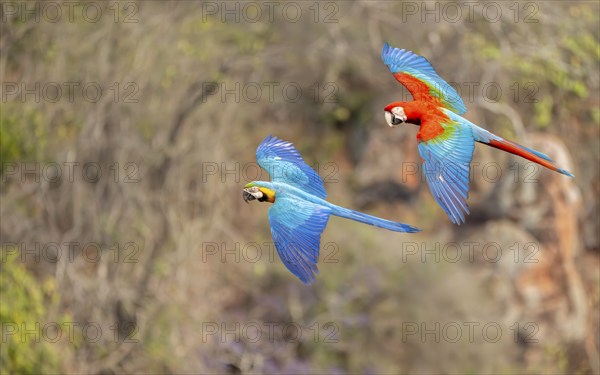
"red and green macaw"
243,135,420,284
381,43,574,225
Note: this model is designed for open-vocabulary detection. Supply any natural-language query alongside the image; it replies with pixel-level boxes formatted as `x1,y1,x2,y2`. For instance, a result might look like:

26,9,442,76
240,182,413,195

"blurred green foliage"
0,251,63,374
0,104,46,175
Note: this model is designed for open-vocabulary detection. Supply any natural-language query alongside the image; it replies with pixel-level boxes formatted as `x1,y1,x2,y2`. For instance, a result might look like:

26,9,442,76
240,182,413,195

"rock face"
459,134,596,373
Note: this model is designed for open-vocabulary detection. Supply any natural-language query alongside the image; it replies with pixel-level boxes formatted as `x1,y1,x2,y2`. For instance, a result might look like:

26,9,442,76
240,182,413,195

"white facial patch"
391,107,407,122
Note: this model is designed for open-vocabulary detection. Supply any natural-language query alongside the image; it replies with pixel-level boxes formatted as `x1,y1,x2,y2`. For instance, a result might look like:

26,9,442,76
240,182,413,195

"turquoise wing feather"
268,194,331,284
417,118,475,224
256,135,327,199
382,43,467,115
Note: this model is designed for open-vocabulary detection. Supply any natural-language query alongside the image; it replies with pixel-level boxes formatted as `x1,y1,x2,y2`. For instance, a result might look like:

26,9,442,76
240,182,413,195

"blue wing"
417,117,475,225
256,135,327,199
382,43,440,77
382,43,467,115
268,194,331,284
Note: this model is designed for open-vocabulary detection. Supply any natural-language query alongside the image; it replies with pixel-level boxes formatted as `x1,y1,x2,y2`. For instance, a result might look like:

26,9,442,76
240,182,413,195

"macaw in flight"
243,135,420,284
381,43,574,225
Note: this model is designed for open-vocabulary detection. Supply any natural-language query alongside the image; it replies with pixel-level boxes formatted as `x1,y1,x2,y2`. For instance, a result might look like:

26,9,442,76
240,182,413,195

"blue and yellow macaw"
243,135,420,284
381,43,574,224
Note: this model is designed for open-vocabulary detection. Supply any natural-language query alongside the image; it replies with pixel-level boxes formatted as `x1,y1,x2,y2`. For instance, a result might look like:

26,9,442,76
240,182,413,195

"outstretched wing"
381,43,467,115
268,194,331,284
256,135,326,199
417,115,475,225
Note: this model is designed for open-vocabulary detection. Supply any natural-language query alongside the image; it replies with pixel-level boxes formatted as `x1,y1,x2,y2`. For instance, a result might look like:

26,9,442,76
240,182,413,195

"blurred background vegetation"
1,1,599,374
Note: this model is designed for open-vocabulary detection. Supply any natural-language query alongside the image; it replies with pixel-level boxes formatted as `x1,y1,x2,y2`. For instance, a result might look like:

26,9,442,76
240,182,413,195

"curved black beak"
242,189,255,204
391,115,403,125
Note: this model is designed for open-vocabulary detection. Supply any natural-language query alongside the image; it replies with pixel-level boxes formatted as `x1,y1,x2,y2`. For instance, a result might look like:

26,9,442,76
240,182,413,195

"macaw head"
384,103,408,127
384,102,408,128
242,182,276,204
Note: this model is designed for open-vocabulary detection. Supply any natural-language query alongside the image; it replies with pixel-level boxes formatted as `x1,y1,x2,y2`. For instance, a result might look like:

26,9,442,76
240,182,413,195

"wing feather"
256,135,327,199
268,194,331,284
382,43,467,115
418,119,474,224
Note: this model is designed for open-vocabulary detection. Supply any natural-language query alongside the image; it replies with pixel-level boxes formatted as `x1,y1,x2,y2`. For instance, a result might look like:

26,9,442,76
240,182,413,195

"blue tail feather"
331,205,420,233
520,144,554,163
558,168,575,178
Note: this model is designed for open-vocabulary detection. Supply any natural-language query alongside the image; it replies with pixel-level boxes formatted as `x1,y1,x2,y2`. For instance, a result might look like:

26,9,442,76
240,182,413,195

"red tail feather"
486,139,574,177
